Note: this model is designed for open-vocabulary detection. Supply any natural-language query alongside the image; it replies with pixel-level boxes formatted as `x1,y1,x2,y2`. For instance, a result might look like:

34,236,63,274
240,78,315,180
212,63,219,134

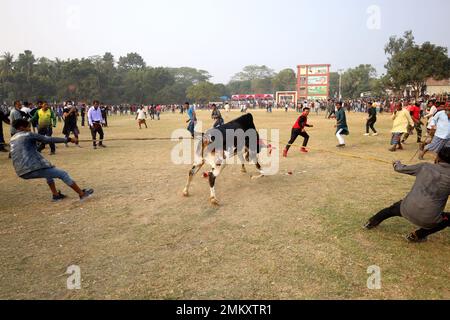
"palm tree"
0,52,14,78
0,52,15,102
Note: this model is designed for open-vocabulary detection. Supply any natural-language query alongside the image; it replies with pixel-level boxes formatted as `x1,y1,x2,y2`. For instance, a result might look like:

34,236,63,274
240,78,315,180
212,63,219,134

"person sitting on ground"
9,119,94,202
364,146,450,243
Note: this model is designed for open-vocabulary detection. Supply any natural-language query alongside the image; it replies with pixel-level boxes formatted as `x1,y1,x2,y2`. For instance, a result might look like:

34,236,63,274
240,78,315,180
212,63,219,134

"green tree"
231,65,275,82
328,72,339,99
186,81,220,104
226,80,251,95
118,52,146,71
272,68,296,92
341,64,377,99
384,30,450,98
0,52,15,102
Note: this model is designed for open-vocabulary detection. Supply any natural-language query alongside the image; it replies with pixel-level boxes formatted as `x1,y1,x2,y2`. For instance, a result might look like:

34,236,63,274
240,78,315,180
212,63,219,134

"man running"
283,107,314,157
402,102,422,144
364,102,378,136
62,101,80,147
335,102,349,148
185,102,196,138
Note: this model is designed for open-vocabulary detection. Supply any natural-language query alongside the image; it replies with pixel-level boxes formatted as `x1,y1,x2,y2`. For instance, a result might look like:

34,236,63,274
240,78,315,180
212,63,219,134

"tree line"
0,52,299,105
1,31,448,104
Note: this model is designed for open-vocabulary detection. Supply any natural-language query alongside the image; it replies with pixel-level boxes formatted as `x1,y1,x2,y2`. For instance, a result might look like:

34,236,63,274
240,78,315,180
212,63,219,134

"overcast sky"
1,0,449,83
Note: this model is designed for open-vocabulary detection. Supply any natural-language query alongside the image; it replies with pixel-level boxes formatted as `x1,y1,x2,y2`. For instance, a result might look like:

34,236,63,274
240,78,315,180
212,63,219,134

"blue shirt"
187,106,196,120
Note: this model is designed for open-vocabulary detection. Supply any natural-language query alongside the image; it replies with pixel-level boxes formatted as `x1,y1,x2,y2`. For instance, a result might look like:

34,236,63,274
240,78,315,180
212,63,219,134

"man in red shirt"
402,102,423,143
283,107,314,157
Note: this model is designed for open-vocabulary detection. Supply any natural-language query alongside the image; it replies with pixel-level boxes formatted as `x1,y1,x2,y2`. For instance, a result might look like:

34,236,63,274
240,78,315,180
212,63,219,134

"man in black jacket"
364,102,378,136
0,108,10,152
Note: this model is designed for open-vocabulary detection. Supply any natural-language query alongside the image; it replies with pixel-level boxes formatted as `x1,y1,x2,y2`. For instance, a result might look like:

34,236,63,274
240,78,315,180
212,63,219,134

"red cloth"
407,105,421,120
293,113,308,130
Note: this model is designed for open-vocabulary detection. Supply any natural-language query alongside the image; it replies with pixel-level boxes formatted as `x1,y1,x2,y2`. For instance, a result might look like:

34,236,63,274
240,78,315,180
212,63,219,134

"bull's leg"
241,148,250,174
209,163,226,205
251,160,265,180
183,160,205,197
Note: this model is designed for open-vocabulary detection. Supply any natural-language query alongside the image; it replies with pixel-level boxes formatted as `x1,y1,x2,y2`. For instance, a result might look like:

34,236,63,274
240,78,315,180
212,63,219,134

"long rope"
75,135,404,165
5,131,412,166
76,137,188,143
267,138,401,165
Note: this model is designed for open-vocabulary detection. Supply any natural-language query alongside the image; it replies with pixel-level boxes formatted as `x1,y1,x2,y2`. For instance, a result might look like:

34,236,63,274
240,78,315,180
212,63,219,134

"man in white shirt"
135,106,148,129
419,104,450,160
87,100,106,149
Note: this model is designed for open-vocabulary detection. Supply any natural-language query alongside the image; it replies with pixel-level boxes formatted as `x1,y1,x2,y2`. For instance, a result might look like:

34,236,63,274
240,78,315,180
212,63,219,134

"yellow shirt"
391,108,414,133
37,109,55,129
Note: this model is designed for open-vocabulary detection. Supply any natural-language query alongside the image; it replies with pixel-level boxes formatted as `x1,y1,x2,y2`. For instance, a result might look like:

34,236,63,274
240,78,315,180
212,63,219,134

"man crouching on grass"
10,119,94,202
364,146,450,243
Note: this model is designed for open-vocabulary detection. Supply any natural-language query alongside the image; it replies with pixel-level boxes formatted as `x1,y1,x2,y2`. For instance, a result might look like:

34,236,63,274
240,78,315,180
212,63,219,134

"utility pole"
338,69,344,101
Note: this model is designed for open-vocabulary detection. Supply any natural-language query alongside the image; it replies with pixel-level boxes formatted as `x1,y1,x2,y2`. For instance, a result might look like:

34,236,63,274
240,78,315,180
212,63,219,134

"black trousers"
286,128,309,150
0,120,5,149
37,127,55,153
81,114,85,127
90,125,104,146
213,118,224,128
366,120,377,133
369,201,450,239
403,122,422,142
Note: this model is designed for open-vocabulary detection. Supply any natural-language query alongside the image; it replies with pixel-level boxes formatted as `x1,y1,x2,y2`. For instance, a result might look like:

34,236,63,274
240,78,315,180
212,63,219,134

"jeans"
187,120,195,137
37,127,55,153
22,167,74,186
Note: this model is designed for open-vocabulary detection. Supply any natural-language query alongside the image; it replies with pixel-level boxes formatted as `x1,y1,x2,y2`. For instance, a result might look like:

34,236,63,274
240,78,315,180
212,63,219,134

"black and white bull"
182,113,266,205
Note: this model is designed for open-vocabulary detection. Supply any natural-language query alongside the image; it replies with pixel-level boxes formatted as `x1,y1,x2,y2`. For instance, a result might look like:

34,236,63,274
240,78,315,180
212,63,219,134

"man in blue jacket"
10,119,94,202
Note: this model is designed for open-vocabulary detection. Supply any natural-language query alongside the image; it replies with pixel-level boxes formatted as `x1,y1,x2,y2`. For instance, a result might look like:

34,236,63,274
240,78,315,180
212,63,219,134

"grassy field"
0,109,449,300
